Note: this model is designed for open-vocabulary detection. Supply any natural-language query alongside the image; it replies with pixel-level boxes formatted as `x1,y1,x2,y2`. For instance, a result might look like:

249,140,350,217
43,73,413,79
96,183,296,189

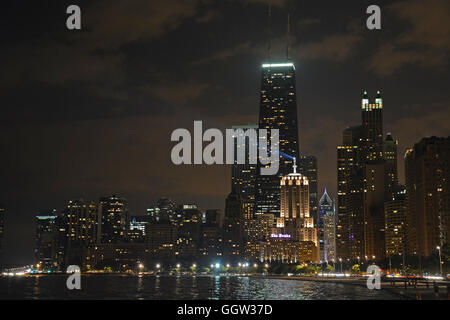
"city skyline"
1,0,449,268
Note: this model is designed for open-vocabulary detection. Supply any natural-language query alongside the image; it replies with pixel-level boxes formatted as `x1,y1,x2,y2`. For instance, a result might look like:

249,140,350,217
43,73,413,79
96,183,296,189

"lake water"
0,274,406,300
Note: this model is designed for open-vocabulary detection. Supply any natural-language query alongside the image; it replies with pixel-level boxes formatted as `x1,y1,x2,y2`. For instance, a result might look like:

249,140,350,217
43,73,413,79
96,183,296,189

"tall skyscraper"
337,126,365,261
405,136,450,257
279,161,310,221
319,188,336,263
99,195,129,244
35,213,58,271
361,91,386,261
231,124,258,220
298,155,318,223
256,62,300,216
361,90,383,162
337,90,392,262
273,161,319,262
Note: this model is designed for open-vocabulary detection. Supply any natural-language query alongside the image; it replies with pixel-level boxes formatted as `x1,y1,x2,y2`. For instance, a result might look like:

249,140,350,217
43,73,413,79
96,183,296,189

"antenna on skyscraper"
286,13,291,60
267,1,272,60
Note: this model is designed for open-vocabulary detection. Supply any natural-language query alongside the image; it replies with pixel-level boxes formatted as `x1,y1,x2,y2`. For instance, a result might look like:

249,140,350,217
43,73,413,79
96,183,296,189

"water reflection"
0,275,406,300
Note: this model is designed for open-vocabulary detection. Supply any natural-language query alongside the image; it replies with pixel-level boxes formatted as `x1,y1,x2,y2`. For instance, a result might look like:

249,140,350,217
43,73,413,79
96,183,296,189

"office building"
256,62,300,216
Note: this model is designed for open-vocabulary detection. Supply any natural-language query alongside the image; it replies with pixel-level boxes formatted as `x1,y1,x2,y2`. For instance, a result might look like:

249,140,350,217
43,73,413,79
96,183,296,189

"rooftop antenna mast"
267,1,272,61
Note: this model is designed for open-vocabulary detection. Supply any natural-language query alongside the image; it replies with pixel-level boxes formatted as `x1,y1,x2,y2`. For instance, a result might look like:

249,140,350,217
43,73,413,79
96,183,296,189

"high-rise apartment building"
384,187,407,257
175,204,202,259
336,126,365,261
65,199,97,246
405,137,450,257
99,195,129,244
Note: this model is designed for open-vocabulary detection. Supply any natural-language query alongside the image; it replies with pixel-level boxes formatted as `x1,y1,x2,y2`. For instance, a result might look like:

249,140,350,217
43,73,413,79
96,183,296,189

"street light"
339,258,343,273
156,263,161,269
437,246,443,276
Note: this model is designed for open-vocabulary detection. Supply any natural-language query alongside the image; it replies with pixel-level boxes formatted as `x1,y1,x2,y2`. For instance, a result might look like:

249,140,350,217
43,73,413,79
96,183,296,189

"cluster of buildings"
18,60,450,272
336,91,450,265
32,62,330,272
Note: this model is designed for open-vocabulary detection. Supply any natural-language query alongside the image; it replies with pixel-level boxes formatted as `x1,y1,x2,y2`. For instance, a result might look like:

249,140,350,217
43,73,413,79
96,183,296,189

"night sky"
1,0,449,264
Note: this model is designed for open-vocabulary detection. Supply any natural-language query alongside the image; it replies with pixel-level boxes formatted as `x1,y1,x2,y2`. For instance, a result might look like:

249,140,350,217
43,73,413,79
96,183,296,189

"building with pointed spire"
319,188,336,263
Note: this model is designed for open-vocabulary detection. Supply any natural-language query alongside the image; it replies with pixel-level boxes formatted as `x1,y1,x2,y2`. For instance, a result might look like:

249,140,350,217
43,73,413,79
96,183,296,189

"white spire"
293,157,297,174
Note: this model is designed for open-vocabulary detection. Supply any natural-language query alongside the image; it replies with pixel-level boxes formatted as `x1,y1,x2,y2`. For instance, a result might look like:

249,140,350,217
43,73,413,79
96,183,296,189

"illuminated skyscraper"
231,124,258,219
280,160,309,221
256,62,299,216
384,187,406,257
99,195,129,244
337,90,397,262
361,90,383,162
35,213,58,271
337,126,365,261
175,204,202,259
319,188,336,263
65,199,97,246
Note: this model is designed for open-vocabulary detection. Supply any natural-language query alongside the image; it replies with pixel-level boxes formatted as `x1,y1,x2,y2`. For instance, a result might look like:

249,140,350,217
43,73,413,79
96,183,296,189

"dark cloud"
368,0,450,76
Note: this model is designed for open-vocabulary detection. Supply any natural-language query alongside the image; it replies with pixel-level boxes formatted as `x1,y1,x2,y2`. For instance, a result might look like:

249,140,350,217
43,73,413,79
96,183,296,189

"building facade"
405,137,450,257
256,62,300,216
319,189,336,263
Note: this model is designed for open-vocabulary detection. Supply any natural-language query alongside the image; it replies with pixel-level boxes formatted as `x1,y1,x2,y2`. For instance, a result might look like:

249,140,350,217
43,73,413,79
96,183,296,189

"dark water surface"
0,274,405,300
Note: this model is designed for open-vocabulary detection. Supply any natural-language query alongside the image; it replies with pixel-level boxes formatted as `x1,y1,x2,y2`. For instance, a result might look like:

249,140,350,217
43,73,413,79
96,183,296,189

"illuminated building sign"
270,233,291,238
